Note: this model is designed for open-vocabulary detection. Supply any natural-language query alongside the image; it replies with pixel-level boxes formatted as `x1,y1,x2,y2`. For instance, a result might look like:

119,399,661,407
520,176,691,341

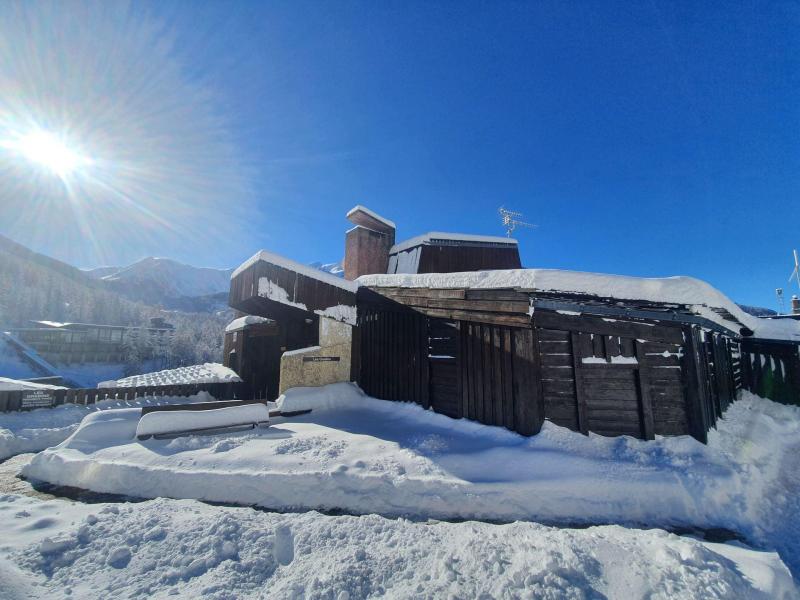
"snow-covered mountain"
84,258,234,305
309,261,344,278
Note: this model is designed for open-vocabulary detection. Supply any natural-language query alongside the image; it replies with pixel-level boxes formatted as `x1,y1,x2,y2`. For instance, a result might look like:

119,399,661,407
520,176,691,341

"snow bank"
225,315,270,333
136,403,269,438
358,268,800,341
0,392,212,460
0,493,795,599
98,363,241,388
0,377,66,392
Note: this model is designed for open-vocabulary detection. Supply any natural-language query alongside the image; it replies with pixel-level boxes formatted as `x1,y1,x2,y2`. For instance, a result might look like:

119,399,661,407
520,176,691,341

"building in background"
9,318,174,364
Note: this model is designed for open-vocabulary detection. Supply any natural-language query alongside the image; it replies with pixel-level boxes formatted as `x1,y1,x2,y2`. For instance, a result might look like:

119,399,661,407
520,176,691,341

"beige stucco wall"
279,317,353,394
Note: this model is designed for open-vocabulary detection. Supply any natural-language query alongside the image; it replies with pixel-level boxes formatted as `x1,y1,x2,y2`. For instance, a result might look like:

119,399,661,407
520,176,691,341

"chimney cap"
346,205,395,233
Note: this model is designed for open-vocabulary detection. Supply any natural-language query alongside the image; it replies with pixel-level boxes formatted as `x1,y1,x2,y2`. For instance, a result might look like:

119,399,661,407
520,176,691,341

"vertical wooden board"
511,328,540,435
421,315,429,405
570,332,589,435
680,326,708,444
482,324,493,425
591,333,605,359
473,324,484,423
466,324,475,420
606,336,621,358
635,341,655,440
455,322,464,419
620,337,635,358
502,327,515,430
492,326,504,426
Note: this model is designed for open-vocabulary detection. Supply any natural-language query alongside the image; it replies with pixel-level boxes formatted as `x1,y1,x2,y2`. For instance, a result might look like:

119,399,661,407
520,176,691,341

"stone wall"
278,317,353,394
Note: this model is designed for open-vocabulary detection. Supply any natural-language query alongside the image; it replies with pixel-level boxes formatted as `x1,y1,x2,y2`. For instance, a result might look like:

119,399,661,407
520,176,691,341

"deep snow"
22,383,800,578
0,392,213,460
0,493,795,599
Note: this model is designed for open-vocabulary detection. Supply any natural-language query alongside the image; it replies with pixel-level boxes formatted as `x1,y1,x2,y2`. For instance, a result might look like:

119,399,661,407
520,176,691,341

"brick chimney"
792,295,800,315
343,205,396,280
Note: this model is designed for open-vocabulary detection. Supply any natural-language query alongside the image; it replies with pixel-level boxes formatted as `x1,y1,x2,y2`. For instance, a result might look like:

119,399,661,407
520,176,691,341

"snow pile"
23,384,800,577
136,403,269,438
0,494,795,599
358,268,800,341
225,315,271,333
0,377,66,392
98,363,241,389
0,392,213,460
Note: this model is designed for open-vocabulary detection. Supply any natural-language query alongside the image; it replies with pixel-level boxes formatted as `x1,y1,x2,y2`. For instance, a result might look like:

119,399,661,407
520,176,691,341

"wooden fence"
0,381,250,413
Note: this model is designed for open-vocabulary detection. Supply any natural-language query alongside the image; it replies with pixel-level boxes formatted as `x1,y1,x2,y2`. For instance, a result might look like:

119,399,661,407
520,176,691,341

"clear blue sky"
1,1,798,309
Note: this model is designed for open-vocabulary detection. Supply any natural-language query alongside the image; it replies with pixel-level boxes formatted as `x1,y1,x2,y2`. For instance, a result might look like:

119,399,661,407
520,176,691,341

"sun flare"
3,130,91,177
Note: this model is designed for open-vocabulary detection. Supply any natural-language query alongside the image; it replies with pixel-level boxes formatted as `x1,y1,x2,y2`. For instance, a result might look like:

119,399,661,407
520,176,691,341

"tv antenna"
499,207,536,238
776,288,785,314
789,249,800,294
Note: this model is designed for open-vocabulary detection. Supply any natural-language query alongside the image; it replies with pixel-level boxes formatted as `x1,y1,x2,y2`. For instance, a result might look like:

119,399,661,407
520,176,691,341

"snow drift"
22,383,800,577
1,493,794,599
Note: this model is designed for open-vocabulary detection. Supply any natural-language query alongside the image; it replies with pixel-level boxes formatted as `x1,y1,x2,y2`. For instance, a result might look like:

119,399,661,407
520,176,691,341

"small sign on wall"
303,356,340,362
21,390,55,409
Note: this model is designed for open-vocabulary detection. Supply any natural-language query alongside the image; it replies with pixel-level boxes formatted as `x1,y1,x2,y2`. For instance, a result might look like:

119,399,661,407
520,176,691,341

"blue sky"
1,1,799,309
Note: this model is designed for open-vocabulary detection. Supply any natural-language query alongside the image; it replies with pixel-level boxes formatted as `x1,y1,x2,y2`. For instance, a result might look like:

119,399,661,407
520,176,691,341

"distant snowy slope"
309,261,344,278
91,257,234,304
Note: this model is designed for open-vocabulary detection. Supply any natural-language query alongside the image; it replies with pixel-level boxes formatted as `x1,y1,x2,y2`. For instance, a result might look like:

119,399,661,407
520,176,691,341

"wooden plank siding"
357,285,786,442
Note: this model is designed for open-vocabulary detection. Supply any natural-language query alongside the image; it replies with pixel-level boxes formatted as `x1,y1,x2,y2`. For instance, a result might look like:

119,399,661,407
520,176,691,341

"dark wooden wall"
533,311,689,440
417,244,521,274
357,297,545,436
229,258,356,323
741,339,800,406
357,286,758,443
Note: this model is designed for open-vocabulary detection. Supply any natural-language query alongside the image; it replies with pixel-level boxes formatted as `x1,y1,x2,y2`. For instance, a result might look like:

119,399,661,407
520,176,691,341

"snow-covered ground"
0,493,795,599
98,363,240,388
0,392,213,460
22,383,800,579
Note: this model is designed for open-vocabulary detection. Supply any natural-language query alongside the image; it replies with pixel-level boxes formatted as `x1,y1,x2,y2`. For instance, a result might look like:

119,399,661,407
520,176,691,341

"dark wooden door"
428,319,461,418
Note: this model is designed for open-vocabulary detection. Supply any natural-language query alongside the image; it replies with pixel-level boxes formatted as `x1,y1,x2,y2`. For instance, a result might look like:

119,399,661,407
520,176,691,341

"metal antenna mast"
789,249,800,294
498,207,536,238
776,288,785,314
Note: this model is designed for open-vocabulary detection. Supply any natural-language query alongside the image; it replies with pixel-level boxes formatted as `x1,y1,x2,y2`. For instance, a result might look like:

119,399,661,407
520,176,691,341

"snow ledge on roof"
390,232,518,254
231,250,359,292
346,205,396,229
225,316,271,333
357,268,800,342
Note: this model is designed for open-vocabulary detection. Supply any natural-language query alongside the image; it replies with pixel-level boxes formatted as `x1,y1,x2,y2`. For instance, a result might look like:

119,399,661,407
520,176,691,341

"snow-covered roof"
98,363,241,389
357,268,800,342
390,232,519,254
0,377,67,391
231,250,359,292
225,315,272,333
346,205,396,229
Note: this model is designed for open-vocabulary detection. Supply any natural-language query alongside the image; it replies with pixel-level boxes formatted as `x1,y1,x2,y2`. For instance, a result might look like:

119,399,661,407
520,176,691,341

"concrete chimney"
343,206,396,280
792,295,800,315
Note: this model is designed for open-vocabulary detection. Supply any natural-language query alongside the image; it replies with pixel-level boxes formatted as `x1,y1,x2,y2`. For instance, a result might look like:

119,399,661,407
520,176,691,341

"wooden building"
227,206,800,442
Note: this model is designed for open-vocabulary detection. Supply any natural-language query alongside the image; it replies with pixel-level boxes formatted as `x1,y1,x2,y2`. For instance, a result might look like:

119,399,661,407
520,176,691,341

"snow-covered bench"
136,399,270,440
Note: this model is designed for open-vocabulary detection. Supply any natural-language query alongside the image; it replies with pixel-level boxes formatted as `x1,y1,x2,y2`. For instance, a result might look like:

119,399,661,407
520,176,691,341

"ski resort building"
9,318,174,364
226,206,800,443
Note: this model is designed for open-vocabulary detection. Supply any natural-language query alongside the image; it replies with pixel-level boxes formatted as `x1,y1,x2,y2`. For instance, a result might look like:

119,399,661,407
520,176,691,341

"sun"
3,130,91,178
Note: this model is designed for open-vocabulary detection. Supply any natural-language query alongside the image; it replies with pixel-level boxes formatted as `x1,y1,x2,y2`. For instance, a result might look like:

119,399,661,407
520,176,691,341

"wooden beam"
534,310,684,345
635,340,656,440
570,332,589,435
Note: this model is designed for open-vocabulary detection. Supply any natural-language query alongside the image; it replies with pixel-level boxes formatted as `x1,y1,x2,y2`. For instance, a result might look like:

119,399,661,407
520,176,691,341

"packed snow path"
0,493,795,599
22,383,800,579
